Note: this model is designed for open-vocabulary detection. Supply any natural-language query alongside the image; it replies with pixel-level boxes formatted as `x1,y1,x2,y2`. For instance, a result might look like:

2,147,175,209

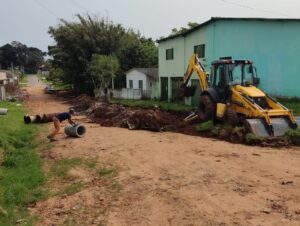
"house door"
191,79,201,106
171,77,184,102
160,77,168,101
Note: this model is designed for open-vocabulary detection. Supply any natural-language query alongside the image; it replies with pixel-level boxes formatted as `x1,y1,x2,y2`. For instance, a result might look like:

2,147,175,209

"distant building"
38,64,50,75
126,68,159,99
158,17,300,105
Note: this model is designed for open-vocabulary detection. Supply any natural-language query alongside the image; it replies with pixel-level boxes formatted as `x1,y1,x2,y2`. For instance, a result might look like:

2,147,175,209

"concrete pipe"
64,124,86,138
0,108,8,115
35,115,42,123
24,116,30,124
24,115,38,124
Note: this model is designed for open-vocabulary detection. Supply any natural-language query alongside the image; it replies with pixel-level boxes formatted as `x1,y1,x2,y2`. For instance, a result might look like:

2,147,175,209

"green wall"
208,20,300,97
158,19,300,105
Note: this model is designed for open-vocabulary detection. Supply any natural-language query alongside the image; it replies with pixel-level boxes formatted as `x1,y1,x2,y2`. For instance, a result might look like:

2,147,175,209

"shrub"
196,120,214,132
285,129,300,146
245,133,263,145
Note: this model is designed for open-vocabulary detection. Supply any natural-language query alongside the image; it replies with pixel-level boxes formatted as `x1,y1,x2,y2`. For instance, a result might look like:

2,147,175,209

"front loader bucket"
244,117,300,137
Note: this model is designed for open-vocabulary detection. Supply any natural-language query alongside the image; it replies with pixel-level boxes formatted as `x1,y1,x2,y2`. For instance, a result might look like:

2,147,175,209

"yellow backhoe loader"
181,54,300,137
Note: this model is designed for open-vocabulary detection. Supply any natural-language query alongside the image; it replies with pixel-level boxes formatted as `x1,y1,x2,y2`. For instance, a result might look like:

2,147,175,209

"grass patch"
285,129,300,146
245,133,263,145
196,120,214,132
0,101,46,225
49,157,83,179
276,97,300,116
97,167,117,178
19,75,28,88
111,99,194,113
56,182,85,197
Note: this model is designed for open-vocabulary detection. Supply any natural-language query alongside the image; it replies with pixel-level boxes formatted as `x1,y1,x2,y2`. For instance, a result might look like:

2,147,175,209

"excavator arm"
181,54,209,92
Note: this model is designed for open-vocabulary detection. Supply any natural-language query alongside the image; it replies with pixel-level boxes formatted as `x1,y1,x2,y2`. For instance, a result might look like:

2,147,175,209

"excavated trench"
69,95,296,148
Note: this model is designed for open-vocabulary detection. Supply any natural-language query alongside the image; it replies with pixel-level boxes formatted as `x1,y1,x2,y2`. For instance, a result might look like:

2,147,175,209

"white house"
126,68,158,91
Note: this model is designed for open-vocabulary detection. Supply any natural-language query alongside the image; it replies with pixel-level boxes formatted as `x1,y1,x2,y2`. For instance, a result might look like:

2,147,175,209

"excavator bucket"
244,117,300,137
182,85,197,97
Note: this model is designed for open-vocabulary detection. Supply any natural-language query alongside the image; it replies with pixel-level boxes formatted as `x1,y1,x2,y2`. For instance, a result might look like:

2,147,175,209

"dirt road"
25,77,300,226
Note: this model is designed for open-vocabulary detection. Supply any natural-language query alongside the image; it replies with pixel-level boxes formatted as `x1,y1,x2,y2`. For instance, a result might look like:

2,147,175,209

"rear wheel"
224,109,239,127
199,95,216,121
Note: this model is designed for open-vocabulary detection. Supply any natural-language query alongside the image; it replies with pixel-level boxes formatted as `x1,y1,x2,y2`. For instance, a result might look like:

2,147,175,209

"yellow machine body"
181,54,299,137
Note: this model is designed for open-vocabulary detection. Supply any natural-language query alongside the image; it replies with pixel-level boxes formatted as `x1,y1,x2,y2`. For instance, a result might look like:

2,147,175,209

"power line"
31,0,59,18
220,0,291,17
68,0,89,12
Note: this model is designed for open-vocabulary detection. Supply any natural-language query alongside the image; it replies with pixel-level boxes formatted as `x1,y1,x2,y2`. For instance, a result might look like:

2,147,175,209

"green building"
157,17,300,105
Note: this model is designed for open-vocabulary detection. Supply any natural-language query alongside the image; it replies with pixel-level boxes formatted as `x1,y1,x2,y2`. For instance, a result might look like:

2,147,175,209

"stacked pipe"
24,113,59,124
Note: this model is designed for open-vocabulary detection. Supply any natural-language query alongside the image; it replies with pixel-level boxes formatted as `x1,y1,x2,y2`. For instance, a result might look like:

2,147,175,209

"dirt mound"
70,94,95,112
84,102,190,133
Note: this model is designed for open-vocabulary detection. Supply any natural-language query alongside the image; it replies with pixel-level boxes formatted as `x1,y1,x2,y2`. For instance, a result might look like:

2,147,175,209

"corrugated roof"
126,68,158,80
157,17,300,43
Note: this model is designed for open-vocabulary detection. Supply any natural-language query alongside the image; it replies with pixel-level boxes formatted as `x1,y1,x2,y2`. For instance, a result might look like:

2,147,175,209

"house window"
138,80,143,89
166,48,174,60
129,80,133,88
194,44,205,58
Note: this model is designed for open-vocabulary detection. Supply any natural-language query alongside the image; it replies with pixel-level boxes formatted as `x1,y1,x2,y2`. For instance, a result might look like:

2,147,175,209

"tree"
89,54,119,91
48,14,158,92
0,42,44,73
0,44,17,69
26,47,44,73
171,22,199,35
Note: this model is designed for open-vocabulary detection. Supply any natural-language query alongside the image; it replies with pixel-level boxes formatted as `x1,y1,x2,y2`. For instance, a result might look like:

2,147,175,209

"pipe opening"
76,125,86,136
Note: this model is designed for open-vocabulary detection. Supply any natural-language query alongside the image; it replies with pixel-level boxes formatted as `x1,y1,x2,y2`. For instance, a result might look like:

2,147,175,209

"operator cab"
210,57,260,101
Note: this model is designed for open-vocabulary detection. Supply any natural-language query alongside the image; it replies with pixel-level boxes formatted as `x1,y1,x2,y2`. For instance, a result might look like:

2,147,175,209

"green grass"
97,167,117,178
0,101,46,226
111,99,194,112
37,73,72,90
19,75,28,88
276,97,300,116
55,182,85,197
196,120,214,132
280,102,300,116
49,157,83,180
285,129,300,146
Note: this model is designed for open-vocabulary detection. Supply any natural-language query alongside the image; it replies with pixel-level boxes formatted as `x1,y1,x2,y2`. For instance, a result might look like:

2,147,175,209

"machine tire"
224,109,239,127
199,95,216,121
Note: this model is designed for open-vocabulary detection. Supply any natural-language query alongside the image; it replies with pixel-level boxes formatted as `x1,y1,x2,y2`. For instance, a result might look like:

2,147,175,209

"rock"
281,180,293,185
261,208,271,214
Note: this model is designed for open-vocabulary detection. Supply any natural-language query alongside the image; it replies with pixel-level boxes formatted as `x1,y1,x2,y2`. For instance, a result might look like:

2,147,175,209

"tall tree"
0,44,17,69
0,42,44,73
48,14,158,92
89,54,119,90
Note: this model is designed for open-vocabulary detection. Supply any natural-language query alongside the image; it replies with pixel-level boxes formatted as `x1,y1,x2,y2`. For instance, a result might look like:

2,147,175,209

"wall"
0,85,5,100
126,70,148,90
158,37,185,100
183,26,208,105
210,19,300,97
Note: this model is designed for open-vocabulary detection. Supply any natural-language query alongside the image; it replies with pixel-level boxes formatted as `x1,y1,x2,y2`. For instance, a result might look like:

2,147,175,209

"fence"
0,86,5,100
94,88,152,100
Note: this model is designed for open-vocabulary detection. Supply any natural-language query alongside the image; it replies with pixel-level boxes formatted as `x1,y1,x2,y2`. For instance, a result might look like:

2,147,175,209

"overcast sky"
0,0,299,51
